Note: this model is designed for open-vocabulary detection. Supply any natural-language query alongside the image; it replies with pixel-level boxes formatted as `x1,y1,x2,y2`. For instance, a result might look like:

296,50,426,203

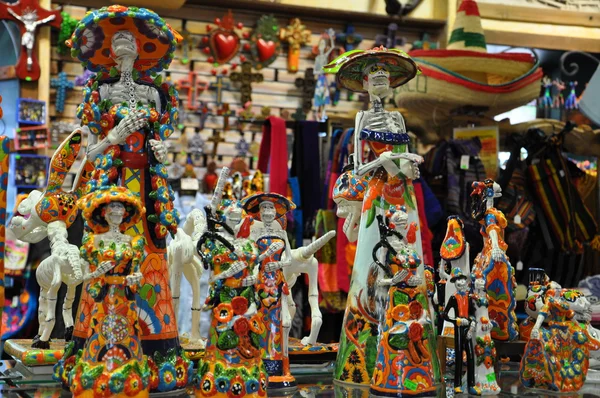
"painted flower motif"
149,108,160,123
408,301,423,320
391,304,410,322
200,373,217,396
159,124,174,140
124,373,143,396
249,314,265,334
160,209,179,226
154,223,168,239
408,322,424,342
158,362,177,392
155,186,170,203
100,113,115,133
93,373,111,398
147,357,159,390
106,5,128,12
228,375,246,398
214,303,233,323
231,296,249,315
233,317,250,336
71,369,84,395
79,25,105,59
174,356,188,388
152,164,169,179
215,376,231,393
109,372,126,394
115,106,131,121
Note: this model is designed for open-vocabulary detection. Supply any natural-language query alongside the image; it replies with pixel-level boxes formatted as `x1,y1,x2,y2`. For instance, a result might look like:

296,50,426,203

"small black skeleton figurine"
443,268,479,395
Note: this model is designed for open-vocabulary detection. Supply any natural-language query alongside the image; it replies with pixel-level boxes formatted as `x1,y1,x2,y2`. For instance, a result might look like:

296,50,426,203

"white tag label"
559,170,565,177
460,155,469,170
181,178,199,191
514,215,521,225
516,261,524,271
531,158,540,165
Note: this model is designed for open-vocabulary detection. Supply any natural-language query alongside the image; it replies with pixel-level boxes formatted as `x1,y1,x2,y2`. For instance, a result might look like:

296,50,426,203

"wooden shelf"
187,0,446,30
478,2,600,28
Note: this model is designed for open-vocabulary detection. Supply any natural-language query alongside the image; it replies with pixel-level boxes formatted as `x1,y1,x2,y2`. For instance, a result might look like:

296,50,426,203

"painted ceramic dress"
371,246,438,397
195,238,268,398
255,236,291,385
520,294,599,392
472,208,518,341
471,292,500,394
70,235,150,398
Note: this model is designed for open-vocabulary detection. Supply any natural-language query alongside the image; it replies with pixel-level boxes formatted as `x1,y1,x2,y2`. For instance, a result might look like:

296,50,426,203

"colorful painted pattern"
520,295,599,392
472,293,500,394
195,235,267,398
472,208,518,341
288,338,338,355
4,339,64,366
0,136,8,337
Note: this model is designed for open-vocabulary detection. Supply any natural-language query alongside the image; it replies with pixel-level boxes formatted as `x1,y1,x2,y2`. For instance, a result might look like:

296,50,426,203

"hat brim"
440,218,466,261
450,274,468,282
324,48,420,93
79,186,145,234
242,192,295,221
69,5,181,74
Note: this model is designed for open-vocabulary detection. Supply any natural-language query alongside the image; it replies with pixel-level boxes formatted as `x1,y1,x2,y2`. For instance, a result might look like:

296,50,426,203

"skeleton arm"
265,232,292,272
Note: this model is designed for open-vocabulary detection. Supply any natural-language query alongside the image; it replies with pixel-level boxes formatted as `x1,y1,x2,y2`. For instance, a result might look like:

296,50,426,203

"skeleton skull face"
562,289,592,323
492,182,502,199
363,63,392,98
111,30,138,59
220,200,243,230
104,202,126,227
8,190,48,243
454,276,469,293
389,207,408,231
259,201,276,224
335,199,361,242
474,278,485,291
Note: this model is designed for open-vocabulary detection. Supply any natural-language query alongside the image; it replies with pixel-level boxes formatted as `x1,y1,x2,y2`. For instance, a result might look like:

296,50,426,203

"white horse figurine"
168,208,206,345
284,230,336,346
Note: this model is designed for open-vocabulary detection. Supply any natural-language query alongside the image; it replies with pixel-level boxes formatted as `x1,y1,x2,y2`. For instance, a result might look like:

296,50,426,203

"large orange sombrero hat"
67,5,182,74
79,186,145,234
242,192,295,221
323,46,420,93
396,0,543,126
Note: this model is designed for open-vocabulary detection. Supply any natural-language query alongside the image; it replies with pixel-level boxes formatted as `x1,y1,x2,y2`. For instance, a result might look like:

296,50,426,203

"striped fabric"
448,0,487,52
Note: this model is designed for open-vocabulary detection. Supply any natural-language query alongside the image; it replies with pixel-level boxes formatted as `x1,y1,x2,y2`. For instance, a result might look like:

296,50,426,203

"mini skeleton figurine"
313,29,335,121
520,268,554,341
443,268,478,395
324,47,431,386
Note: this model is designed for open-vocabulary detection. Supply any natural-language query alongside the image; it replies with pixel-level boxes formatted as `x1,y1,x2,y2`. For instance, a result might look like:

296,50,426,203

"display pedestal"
288,338,338,355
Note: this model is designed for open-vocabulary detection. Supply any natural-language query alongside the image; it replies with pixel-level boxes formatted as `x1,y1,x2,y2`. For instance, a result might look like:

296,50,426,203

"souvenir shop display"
313,30,335,121
202,10,243,69
470,179,518,341
13,154,48,188
324,46,440,388
17,98,46,125
370,205,439,396
248,15,280,70
279,18,311,73
0,0,62,81
177,71,210,111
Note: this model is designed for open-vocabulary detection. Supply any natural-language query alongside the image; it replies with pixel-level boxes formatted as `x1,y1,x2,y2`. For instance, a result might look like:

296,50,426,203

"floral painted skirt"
370,286,440,397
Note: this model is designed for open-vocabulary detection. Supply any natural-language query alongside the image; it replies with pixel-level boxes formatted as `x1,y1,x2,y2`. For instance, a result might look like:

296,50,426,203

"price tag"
513,215,521,225
404,379,418,391
460,155,470,170
516,261,524,271
181,178,199,191
486,373,496,382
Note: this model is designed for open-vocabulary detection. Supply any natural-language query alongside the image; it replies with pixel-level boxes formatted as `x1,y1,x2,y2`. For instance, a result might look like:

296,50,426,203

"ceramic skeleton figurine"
8,131,96,348
85,30,167,163
7,8,56,71
284,230,336,346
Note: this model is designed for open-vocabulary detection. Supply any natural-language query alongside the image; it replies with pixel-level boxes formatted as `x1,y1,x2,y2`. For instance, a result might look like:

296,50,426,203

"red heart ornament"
257,39,276,62
211,30,240,64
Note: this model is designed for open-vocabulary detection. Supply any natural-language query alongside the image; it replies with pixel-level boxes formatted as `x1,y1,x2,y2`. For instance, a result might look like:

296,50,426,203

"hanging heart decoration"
204,10,242,66
249,15,280,69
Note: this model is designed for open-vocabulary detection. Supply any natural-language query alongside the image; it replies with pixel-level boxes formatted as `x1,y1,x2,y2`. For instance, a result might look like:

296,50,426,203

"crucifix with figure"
0,0,62,81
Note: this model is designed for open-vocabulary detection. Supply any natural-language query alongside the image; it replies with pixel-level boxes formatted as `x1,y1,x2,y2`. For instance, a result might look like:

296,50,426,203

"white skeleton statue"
85,30,166,164
7,8,56,71
284,230,336,346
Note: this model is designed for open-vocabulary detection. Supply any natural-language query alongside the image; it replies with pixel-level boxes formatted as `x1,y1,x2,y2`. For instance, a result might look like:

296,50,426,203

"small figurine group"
519,268,600,393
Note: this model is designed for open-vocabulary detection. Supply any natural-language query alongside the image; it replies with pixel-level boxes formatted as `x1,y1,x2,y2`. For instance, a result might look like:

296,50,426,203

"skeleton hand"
407,274,423,287
211,261,245,282
89,261,116,279
530,328,541,340
258,242,285,262
126,272,143,287
391,269,409,285
265,261,284,272
242,275,257,287
482,322,493,332
377,278,393,287
150,139,167,163
491,247,505,262
107,110,148,145
467,323,475,339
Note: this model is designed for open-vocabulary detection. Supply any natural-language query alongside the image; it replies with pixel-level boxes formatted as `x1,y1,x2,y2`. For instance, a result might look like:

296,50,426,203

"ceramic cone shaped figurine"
324,47,441,390
470,179,518,341
370,206,439,397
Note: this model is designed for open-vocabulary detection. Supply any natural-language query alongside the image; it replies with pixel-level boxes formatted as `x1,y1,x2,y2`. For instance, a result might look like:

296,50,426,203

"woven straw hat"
396,0,543,127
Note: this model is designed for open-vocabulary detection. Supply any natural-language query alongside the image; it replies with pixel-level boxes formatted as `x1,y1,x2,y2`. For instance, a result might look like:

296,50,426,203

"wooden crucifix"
0,0,62,81
210,75,230,107
295,68,316,114
207,130,226,158
216,103,234,131
279,18,311,73
230,61,264,105
177,70,210,111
